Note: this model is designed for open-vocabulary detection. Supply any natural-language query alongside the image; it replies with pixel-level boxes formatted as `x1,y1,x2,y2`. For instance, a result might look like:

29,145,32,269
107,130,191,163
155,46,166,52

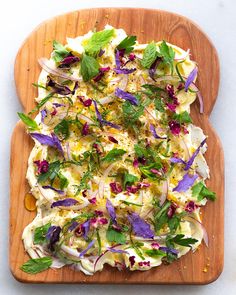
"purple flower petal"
68,221,79,231
115,88,138,106
51,198,78,208
128,212,154,239
30,132,64,155
98,49,105,57
159,246,178,256
41,109,47,123
42,185,65,195
107,247,128,254
81,219,90,239
46,225,61,251
53,103,66,107
59,55,80,66
114,68,136,74
173,173,198,192
170,157,186,165
51,133,64,155
47,76,72,95
149,57,161,80
79,240,95,258
115,50,122,68
184,139,206,170
106,199,117,224
185,67,198,91
150,124,167,139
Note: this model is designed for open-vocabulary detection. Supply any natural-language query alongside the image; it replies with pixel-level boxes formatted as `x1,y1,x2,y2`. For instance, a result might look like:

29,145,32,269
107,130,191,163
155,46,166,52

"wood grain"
10,8,224,284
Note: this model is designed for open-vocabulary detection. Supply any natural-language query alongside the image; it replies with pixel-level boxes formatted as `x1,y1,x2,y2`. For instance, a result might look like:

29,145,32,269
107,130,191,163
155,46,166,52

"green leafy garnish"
106,225,126,244
17,112,39,131
102,148,126,163
122,100,144,127
28,93,54,115
20,257,52,274
58,172,69,189
38,161,61,183
84,29,114,56
167,234,198,248
154,201,171,232
75,170,93,194
192,181,216,202
173,111,192,124
96,229,102,255
34,223,51,245
123,173,139,188
80,54,99,82
117,36,137,54
139,162,163,180
54,119,70,140
122,200,143,207
157,40,175,73
145,249,166,258
154,98,165,113
52,40,70,62
141,42,157,68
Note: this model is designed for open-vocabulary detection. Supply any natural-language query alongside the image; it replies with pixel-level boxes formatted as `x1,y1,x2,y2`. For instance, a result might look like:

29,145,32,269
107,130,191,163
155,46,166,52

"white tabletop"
1,0,235,294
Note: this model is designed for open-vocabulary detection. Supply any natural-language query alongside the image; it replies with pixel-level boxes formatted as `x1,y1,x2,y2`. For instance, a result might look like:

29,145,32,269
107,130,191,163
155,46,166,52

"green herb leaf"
80,54,99,82
139,162,163,180
96,229,102,255
117,36,137,54
58,172,69,190
122,100,144,127
157,40,175,73
145,249,166,258
141,42,157,69
123,173,139,188
52,40,70,62
34,223,51,245
106,226,126,244
84,29,114,56
154,98,165,113
192,181,216,202
29,93,54,115
54,119,70,140
75,170,93,194
20,257,52,274
122,200,143,207
102,148,126,163
38,161,61,183
173,111,192,124
17,112,39,131
167,234,198,248
154,201,171,232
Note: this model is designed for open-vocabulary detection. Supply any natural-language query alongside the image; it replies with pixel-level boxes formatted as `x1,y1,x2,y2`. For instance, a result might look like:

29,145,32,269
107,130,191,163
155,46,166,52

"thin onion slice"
159,180,168,206
118,75,128,91
38,57,82,82
98,163,114,198
99,96,115,105
185,216,209,247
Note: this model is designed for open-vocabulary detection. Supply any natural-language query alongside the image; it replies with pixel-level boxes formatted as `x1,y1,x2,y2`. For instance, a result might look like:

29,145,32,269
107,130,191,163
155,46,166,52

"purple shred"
98,49,105,57
30,132,64,155
115,50,122,68
170,157,186,165
128,212,154,239
93,100,121,129
51,198,78,208
150,124,167,139
114,68,136,74
114,50,136,75
42,185,65,195
68,221,79,231
107,247,128,254
149,57,161,80
53,102,66,107
115,88,138,106
106,199,117,224
47,76,72,95
81,219,90,239
173,173,198,192
159,246,178,256
79,240,95,258
41,109,47,123
184,139,206,170
46,225,61,251
51,133,64,155
82,122,89,136
185,67,198,91
59,55,80,66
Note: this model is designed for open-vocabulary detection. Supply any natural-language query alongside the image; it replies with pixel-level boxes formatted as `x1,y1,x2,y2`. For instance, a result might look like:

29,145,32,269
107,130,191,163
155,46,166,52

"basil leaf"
54,119,70,140
145,249,165,258
173,111,192,124
34,223,51,245
167,234,198,248
102,148,126,163
117,35,137,54
123,173,139,188
106,226,126,244
80,54,99,82
84,29,114,56
192,181,216,201
52,40,70,62
17,112,38,131
20,257,52,274
141,42,157,69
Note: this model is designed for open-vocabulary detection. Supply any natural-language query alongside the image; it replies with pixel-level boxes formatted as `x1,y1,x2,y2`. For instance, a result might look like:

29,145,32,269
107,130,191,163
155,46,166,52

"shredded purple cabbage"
30,132,64,155
51,198,78,208
106,199,117,224
46,225,61,251
185,67,198,91
173,173,198,192
184,139,206,170
41,109,47,123
42,185,65,195
59,55,80,67
79,240,95,258
114,68,136,74
47,76,72,95
149,57,161,80
53,102,66,107
107,247,128,254
128,212,154,239
150,124,167,139
115,88,138,106
81,219,90,239
114,50,136,74
68,221,79,231
98,49,105,57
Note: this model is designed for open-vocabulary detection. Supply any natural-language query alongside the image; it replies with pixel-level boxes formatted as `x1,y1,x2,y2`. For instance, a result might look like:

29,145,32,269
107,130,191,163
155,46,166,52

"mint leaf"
54,119,70,140
102,148,126,163
141,42,157,69
173,111,192,124
157,40,175,73
52,40,70,62
84,29,114,56
123,173,139,189
80,54,99,81
117,36,137,54
20,257,52,274
106,226,126,244
192,181,216,201
167,234,198,248
145,249,165,258
17,112,38,131
34,223,51,245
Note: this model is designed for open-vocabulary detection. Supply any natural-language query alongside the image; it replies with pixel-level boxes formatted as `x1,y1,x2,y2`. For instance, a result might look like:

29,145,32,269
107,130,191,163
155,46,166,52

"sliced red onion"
98,163,114,198
66,142,71,160
159,180,168,206
186,216,209,247
38,57,81,82
150,124,167,139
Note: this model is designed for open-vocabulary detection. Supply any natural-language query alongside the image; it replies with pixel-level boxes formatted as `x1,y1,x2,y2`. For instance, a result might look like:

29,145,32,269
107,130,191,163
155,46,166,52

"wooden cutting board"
10,7,224,284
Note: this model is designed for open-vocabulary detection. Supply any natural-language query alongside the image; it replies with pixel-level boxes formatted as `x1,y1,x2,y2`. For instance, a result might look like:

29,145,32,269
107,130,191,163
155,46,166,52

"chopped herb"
167,234,198,248
141,42,157,69
29,93,54,115
123,173,139,189
122,200,143,207
157,40,175,73
58,172,69,189
54,119,70,140
17,112,39,131
38,161,61,183
106,224,126,244
52,40,70,63
75,170,92,194
173,111,192,124
96,229,102,255
117,36,137,54
20,257,52,274
34,223,51,245
102,148,126,163
80,54,99,82
122,100,144,127
192,181,216,201
154,98,165,113
145,249,165,258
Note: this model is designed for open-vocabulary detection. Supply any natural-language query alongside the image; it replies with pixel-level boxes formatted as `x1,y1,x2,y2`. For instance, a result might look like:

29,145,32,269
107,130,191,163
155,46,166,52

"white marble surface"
1,0,235,293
